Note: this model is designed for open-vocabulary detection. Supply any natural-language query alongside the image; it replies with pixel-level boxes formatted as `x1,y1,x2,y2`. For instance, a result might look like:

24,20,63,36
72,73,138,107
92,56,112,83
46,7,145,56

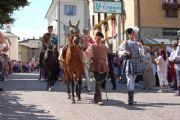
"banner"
94,1,122,14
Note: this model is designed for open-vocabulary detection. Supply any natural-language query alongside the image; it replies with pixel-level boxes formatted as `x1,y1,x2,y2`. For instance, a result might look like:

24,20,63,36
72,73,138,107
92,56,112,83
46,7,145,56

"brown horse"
63,20,83,103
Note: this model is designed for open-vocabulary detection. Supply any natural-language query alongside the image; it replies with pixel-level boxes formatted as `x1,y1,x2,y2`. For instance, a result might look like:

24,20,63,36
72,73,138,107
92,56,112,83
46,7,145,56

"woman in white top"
155,48,169,92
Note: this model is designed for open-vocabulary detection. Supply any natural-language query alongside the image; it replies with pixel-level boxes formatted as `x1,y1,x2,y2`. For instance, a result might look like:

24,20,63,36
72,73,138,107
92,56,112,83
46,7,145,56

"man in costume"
118,27,144,105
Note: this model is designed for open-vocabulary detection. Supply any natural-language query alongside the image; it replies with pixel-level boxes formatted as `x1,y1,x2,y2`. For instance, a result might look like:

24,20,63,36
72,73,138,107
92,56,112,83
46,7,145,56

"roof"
19,39,42,49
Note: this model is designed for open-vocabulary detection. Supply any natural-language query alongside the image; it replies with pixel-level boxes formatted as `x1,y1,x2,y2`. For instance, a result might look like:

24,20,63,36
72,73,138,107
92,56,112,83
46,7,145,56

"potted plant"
106,14,116,21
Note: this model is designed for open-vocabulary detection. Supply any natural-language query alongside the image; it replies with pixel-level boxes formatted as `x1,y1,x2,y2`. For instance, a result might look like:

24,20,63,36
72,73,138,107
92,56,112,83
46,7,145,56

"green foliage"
0,0,29,28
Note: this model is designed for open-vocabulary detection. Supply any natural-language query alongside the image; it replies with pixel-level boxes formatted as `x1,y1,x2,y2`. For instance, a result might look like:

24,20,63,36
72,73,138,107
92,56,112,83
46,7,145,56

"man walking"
118,27,144,105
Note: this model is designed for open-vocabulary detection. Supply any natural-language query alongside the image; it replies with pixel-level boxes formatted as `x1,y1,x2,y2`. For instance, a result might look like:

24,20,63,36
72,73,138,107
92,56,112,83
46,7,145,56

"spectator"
155,48,170,92
173,39,180,95
168,40,178,90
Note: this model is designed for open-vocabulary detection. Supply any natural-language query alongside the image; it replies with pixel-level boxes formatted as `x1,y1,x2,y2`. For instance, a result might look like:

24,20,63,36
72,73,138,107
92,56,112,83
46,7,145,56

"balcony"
162,2,180,10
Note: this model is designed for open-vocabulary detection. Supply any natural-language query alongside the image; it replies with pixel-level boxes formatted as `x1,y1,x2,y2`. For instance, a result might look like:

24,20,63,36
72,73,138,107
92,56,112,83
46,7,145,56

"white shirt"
118,40,144,57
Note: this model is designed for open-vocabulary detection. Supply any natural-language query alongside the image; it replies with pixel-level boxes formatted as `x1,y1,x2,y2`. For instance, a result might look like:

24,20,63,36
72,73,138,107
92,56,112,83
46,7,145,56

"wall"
140,0,180,28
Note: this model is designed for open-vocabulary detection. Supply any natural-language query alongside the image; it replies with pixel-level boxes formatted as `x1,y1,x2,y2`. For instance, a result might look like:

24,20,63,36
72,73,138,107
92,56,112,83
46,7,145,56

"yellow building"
124,0,180,41
18,39,42,62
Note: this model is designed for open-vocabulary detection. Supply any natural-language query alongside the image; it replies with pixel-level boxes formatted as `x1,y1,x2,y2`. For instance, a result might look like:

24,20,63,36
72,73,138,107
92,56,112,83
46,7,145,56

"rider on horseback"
39,26,58,81
42,26,58,50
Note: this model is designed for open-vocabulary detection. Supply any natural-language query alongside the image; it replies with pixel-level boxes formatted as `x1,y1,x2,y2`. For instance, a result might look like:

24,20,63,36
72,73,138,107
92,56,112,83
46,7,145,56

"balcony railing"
162,2,180,10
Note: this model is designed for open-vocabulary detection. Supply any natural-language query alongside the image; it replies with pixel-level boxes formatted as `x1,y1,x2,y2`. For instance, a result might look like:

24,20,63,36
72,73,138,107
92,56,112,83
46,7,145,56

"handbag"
174,56,180,64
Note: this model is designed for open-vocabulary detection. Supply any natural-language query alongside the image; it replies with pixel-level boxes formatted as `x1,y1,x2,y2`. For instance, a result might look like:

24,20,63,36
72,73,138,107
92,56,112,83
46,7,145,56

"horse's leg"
77,78,81,101
75,81,78,98
67,83,71,99
71,81,75,103
46,71,49,89
48,72,52,91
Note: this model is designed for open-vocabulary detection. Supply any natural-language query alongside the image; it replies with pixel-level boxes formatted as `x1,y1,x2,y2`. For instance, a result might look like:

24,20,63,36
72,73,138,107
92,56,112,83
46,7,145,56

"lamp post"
54,19,66,49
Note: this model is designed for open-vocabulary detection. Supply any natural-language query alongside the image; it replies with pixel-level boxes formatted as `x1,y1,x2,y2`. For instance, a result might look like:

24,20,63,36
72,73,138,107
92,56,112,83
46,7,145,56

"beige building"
2,32,19,61
18,39,42,62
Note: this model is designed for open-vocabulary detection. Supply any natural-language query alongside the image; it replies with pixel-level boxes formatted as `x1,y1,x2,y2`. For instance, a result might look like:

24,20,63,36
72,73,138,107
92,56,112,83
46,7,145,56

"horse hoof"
72,98,75,103
77,98,81,101
67,96,71,99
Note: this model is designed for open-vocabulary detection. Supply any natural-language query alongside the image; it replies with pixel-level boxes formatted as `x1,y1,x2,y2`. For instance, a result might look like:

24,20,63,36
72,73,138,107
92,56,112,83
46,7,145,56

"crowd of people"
0,32,39,91
1,25,180,106
11,60,39,73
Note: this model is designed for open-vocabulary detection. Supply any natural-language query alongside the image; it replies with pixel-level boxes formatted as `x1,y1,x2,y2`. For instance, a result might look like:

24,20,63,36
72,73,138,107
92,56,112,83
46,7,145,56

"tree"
0,0,29,28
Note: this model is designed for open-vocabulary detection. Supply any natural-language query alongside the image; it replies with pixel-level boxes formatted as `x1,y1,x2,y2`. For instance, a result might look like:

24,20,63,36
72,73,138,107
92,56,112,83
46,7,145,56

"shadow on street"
102,99,180,111
0,92,58,120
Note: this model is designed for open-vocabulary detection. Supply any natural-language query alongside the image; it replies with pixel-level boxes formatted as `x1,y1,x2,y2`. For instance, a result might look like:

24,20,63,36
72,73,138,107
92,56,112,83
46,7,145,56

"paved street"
0,73,180,120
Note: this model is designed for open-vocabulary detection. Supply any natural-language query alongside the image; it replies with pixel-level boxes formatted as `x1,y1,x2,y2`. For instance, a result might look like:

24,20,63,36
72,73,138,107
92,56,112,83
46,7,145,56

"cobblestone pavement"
0,73,180,120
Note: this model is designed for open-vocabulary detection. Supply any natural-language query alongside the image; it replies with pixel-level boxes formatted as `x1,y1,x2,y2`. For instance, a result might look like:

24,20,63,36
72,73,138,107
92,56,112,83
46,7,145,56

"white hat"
133,27,139,34
126,26,139,34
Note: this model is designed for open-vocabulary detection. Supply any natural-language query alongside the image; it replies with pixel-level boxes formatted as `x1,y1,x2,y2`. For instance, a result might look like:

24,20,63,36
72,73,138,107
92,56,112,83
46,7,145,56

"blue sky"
12,0,51,40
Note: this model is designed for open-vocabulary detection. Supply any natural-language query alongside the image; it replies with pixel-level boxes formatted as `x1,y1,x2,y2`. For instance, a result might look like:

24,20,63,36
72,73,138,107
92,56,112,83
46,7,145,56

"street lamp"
53,19,67,48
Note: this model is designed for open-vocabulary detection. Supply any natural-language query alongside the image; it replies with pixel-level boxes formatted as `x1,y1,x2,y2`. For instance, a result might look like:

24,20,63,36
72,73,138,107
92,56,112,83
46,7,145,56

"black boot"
128,91,134,105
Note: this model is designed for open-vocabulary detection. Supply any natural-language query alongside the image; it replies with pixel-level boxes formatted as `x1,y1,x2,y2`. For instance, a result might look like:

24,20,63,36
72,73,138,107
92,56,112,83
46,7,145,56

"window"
98,13,101,23
165,9,178,17
163,28,178,36
32,49,35,58
92,15,95,26
64,5,76,16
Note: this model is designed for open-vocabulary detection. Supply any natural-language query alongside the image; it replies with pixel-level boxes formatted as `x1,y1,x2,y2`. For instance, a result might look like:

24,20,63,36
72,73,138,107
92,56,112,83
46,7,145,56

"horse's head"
68,20,80,45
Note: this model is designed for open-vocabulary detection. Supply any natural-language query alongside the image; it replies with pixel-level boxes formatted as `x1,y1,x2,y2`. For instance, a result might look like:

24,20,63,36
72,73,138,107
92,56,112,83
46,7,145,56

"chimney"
5,24,12,33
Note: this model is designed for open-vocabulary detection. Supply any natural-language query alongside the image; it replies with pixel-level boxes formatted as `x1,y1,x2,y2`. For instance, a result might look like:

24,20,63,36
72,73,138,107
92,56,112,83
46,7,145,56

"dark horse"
42,33,59,91
63,21,83,103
